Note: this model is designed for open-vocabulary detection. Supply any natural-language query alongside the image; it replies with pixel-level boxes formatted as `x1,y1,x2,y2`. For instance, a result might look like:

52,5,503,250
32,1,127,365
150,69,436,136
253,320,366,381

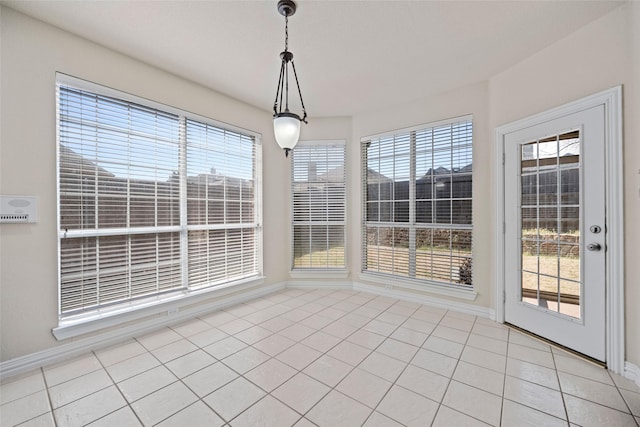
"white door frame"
494,86,624,374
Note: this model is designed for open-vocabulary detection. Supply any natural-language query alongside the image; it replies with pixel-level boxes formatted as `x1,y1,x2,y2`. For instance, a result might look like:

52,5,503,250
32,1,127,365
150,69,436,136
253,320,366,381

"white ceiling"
3,0,623,117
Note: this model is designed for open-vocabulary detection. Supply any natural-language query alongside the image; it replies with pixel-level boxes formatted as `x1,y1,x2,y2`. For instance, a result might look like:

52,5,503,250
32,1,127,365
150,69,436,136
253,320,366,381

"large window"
57,75,261,319
291,141,346,269
362,116,472,287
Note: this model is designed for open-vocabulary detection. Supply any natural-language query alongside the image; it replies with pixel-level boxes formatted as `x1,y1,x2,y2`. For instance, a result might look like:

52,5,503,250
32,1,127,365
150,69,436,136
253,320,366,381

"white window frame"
290,140,347,278
54,74,263,338
361,115,476,300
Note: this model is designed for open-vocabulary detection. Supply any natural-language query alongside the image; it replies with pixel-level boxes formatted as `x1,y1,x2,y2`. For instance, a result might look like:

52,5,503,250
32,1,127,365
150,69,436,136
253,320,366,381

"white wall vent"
1,196,37,223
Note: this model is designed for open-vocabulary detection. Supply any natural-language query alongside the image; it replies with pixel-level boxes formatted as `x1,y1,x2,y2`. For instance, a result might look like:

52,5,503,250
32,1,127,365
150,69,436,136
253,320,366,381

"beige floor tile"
471,323,509,341
306,390,372,427
504,376,566,419
130,381,197,426
558,371,628,412
217,318,254,335
54,386,126,427
564,394,636,427
151,338,198,363
506,357,560,390
439,316,475,332
301,330,342,353
48,369,113,408
170,318,214,338
0,370,46,405
346,329,386,350
164,349,216,378
432,325,470,344
252,333,296,356
43,353,103,387
272,372,330,414
279,323,316,342
19,411,57,427
275,342,323,370
376,338,418,363
202,335,247,360
620,388,640,416
390,326,429,346
501,399,567,427
553,353,614,385
433,405,492,427
359,351,407,382
1,390,51,426
322,321,359,339
87,407,142,427
397,364,450,402
442,381,502,426
362,411,404,427
453,360,504,396
94,340,148,367
203,377,266,422
461,346,507,373
466,333,508,355
136,327,183,351
303,354,353,387
423,335,465,359
327,340,371,366
156,401,224,427
377,384,439,426
187,327,229,348
230,395,301,427
221,346,270,374
508,342,555,369
106,352,161,383
336,368,392,408
411,348,458,378
116,365,177,403
363,319,397,336
244,358,297,392
182,362,238,397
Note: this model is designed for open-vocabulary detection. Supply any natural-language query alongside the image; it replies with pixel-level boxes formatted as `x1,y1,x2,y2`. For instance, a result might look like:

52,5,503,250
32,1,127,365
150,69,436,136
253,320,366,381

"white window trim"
55,73,263,336
361,114,473,291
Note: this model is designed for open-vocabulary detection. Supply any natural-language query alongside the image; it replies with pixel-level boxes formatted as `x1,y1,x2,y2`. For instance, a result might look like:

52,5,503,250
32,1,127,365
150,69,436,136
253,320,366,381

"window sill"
359,272,477,301
289,269,350,280
52,276,266,340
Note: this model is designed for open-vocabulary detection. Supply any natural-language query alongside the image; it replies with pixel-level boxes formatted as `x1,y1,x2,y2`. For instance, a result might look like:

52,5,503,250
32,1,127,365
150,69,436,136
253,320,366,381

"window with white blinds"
362,116,472,287
57,75,261,318
291,141,346,269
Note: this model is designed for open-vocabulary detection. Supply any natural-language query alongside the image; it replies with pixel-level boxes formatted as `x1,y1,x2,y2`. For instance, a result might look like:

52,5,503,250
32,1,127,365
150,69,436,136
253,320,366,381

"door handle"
587,243,602,251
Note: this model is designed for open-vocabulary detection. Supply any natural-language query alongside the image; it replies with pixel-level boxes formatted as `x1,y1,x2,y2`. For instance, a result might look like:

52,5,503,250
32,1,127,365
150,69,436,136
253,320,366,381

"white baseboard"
0,282,285,381
624,361,640,389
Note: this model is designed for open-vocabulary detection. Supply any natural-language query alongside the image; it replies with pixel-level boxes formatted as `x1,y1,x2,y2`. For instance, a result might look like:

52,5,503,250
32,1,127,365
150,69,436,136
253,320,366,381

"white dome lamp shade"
273,0,307,158
274,111,301,157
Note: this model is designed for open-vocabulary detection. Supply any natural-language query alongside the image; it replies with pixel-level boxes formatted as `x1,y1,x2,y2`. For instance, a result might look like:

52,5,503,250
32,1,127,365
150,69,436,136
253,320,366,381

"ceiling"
3,0,623,118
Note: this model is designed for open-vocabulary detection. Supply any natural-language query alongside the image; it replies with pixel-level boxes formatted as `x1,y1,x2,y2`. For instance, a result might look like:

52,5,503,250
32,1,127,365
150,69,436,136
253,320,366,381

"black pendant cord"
290,59,307,123
272,2,306,122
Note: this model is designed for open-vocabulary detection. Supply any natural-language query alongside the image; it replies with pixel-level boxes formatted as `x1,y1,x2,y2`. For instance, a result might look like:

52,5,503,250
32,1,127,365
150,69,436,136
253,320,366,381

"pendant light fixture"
273,0,307,157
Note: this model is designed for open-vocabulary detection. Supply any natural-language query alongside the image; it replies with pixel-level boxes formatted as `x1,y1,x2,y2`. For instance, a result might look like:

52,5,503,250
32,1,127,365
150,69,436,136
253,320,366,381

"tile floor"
1,288,639,426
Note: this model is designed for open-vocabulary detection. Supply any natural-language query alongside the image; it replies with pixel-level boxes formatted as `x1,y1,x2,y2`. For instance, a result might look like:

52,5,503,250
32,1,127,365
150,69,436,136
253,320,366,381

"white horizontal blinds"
185,119,258,287
362,117,473,286
292,142,345,269
58,85,183,315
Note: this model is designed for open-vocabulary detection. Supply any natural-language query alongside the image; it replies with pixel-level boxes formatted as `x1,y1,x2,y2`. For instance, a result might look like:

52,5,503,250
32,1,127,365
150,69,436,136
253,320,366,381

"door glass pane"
519,131,581,319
